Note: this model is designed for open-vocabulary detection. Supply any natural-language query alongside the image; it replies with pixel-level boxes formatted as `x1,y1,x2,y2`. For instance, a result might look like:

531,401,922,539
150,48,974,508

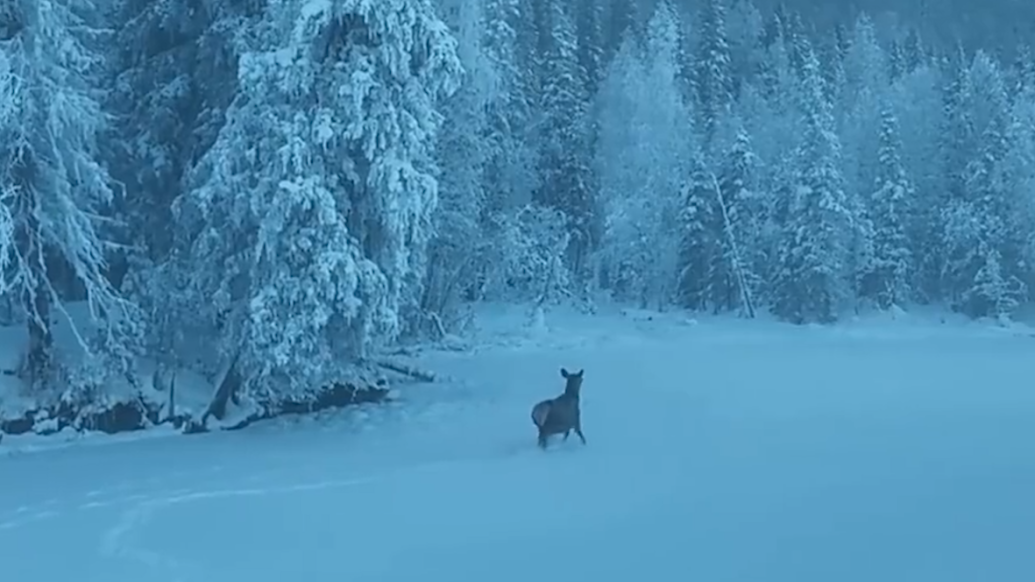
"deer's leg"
575,421,586,444
538,430,549,449
563,429,571,440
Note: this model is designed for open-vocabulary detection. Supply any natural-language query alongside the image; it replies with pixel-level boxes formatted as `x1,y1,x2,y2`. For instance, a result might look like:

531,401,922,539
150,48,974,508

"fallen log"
373,359,437,382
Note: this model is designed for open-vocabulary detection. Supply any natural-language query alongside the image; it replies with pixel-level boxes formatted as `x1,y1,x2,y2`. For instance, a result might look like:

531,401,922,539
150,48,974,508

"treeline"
434,0,1035,325
0,0,1032,404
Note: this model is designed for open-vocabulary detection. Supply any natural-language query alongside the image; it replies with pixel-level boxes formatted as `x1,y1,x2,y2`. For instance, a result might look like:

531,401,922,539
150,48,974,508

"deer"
530,368,586,450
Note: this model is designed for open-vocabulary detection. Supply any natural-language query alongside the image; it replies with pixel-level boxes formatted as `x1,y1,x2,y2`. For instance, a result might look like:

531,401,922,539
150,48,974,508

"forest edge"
0,358,439,440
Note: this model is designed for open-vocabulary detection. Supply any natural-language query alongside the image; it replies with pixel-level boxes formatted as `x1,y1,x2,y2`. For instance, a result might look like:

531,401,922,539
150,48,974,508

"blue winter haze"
0,1,1032,581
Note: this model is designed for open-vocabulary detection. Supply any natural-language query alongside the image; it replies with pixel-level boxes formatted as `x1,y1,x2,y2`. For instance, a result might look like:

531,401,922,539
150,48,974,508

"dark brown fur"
530,368,586,450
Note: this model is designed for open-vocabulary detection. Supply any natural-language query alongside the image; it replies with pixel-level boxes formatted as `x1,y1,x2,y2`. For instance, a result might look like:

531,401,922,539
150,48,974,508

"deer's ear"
560,368,569,378
576,369,584,378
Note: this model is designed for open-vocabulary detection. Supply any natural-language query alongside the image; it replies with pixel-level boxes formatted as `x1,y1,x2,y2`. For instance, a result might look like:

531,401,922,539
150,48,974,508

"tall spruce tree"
770,40,854,323
0,0,140,389
859,104,915,308
167,0,462,394
533,2,598,284
696,0,734,150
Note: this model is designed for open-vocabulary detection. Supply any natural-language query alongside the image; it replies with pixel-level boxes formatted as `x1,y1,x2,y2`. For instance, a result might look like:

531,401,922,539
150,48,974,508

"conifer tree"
859,105,915,308
533,3,597,283
0,0,140,388
677,160,718,310
711,125,762,316
425,0,493,331
943,52,1028,317
770,41,854,323
169,0,462,393
937,52,1017,316
598,0,690,308
725,0,764,95
696,0,734,149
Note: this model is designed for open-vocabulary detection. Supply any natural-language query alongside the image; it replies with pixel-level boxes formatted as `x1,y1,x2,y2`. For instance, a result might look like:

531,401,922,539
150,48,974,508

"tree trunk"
23,279,54,390
14,168,55,391
203,351,242,423
710,174,756,318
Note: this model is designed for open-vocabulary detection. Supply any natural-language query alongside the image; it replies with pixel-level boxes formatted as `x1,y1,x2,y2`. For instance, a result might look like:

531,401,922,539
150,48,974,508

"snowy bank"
0,303,396,442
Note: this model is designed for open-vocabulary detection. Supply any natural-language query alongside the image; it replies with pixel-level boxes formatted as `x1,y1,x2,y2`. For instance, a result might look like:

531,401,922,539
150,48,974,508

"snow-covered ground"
1,303,1033,582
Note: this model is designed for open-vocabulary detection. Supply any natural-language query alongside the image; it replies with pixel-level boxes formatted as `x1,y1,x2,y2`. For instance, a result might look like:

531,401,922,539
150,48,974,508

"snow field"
0,305,1033,582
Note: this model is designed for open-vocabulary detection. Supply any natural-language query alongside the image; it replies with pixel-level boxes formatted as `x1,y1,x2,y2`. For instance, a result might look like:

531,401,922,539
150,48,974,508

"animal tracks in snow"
0,505,68,530
97,472,385,580
0,464,233,531
94,454,520,574
1,436,539,579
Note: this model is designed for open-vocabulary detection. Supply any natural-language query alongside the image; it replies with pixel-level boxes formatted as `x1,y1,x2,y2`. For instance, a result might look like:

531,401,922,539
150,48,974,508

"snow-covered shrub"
482,204,572,305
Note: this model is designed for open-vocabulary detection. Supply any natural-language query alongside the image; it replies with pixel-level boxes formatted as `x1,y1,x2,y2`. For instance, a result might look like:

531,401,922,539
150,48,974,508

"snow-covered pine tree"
832,22,850,64
480,0,537,218
533,2,598,284
962,243,1023,321
890,60,944,301
725,0,764,96
673,1,698,103
478,0,564,304
480,0,580,306
572,0,605,294
711,124,762,316
596,0,691,308
1005,61,1035,296
594,35,639,299
819,25,847,123
0,0,140,390
600,0,637,66
514,0,547,129
107,0,240,266
423,0,493,334
942,52,1028,317
842,15,888,104
573,0,604,97
887,38,906,81
834,15,892,304
940,47,977,206
677,159,718,311
782,11,812,75
1010,44,1035,96
899,27,927,73
923,49,975,303
757,11,791,99
696,0,734,150
672,1,744,312
486,202,572,306
748,15,804,295
858,104,915,309
841,13,890,198
769,40,854,324
750,11,801,169
169,0,462,397
107,0,253,369
108,0,194,268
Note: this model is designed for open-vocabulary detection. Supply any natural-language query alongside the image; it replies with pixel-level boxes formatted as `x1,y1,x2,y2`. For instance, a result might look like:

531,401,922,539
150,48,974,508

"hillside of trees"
0,0,1032,434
